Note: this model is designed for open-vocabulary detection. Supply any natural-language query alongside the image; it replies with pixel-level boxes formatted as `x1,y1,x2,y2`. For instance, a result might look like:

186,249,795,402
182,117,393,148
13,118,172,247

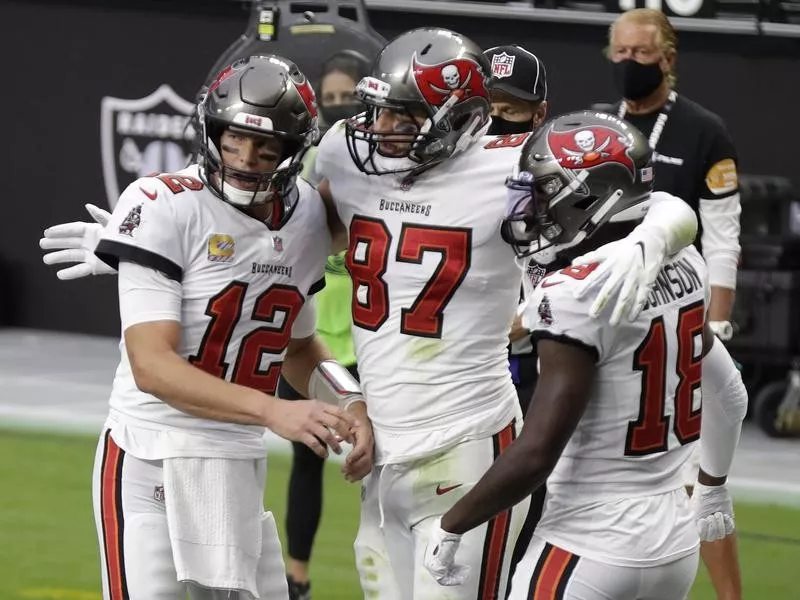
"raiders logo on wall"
101,85,196,209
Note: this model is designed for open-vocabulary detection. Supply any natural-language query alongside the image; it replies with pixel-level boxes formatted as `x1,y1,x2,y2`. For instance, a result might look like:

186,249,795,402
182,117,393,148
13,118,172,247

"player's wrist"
698,469,727,487
345,397,368,416
439,514,464,536
708,320,734,341
259,392,282,429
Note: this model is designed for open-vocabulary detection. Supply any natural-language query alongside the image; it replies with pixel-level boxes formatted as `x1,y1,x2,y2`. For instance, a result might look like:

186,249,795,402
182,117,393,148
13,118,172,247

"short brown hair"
609,9,678,87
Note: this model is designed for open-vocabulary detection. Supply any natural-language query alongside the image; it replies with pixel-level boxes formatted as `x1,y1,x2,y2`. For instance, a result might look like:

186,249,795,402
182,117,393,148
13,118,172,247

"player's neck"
245,202,274,222
623,82,671,116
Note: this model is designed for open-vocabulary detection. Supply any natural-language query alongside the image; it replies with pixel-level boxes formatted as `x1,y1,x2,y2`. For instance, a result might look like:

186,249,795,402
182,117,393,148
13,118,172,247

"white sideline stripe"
0,374,111,395
1,406,799,501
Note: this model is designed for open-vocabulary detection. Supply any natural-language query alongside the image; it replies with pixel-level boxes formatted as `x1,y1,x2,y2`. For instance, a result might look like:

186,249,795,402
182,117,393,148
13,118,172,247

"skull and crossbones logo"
441,65,461,89
412,56,487,107
563,130,611,164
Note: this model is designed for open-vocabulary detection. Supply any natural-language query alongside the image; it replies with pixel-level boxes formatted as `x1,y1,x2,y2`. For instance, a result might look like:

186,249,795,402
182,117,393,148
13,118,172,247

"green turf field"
1,429,797,599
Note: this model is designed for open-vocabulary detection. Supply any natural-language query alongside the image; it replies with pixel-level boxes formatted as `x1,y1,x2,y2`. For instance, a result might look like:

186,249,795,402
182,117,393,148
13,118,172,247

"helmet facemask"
501,112,656,263
501,165,634,264
199,115,308,215
345,75,489,178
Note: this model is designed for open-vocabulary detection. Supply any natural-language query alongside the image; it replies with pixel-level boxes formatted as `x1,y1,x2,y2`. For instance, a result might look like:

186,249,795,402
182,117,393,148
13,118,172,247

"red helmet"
345,27,492,177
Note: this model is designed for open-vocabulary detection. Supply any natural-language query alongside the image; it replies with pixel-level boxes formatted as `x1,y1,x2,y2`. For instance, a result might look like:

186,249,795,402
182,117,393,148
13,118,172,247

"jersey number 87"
346,216,471,339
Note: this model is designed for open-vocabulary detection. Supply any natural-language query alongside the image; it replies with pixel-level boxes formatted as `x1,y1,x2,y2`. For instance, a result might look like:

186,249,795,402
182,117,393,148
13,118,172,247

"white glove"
423,518,469,586
40,204,116,280
570,235,664,326
690,482,736,542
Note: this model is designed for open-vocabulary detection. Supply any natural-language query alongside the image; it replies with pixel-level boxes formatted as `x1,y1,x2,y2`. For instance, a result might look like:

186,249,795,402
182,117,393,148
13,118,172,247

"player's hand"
570,234,664,326
342,400,374,482
268,398,359,459
423,518,469,586
40,203,115,280
691,482,736,542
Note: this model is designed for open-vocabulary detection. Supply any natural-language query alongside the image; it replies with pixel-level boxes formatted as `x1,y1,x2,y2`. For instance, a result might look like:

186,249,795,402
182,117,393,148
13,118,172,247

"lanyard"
617,90,677,150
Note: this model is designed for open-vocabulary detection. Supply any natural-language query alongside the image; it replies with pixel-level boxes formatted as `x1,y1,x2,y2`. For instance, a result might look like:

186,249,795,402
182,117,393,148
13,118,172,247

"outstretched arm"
441,339,595,534
424,338,596,586
571,191,698,325
40,204,115,279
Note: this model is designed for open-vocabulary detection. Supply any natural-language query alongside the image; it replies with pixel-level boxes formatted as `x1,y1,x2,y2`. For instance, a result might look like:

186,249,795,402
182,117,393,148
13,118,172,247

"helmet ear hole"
573,195,598,211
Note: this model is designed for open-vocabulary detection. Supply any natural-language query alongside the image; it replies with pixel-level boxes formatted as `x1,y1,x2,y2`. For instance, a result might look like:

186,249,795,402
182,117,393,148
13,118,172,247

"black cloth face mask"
613,59,664,101
320,104,362,127
488,116,533,136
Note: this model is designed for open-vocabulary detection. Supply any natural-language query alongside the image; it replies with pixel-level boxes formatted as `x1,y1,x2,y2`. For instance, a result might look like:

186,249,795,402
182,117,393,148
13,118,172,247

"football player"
43,55,372,600
311,28,701,600
40,30,699,600
423,111,746,600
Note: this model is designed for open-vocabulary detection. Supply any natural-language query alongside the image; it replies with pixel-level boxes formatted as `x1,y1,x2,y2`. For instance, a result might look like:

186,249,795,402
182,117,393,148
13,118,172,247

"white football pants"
354,420,529,599
91,429,289,600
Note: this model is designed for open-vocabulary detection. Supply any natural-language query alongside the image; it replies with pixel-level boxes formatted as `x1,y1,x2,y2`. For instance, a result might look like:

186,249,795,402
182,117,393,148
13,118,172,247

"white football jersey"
316,123,531,465
96,165,330,460
526,246,709,566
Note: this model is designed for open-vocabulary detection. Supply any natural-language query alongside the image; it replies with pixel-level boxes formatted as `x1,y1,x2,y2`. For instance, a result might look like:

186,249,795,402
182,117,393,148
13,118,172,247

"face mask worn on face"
613,59,664,101
320,104,363,127
489,116,533,136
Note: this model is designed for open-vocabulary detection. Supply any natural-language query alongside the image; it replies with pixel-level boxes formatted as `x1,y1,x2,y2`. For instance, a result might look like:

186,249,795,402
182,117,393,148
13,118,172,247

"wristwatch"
708,320,734,342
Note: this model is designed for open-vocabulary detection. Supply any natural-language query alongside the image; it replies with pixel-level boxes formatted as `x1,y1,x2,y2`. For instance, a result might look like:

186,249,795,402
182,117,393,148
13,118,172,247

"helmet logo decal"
208,59,247,94
292,75,319,119
547,126,635,177
411,55,488,107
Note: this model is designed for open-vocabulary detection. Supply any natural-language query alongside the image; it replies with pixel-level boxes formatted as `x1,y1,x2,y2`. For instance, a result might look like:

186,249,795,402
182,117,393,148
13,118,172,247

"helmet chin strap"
222,185,271,207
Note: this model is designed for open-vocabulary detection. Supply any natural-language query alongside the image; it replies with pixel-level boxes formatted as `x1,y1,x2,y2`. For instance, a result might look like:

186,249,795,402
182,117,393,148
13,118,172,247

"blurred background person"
484,43,551,582
601,9,741,343
284,48,369,600
485,45,548,136
317,50,371,133
599,10,743,598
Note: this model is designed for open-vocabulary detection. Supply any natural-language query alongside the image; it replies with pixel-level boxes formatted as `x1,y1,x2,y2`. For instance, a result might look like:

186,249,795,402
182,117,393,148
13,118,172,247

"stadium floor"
1,327,799,507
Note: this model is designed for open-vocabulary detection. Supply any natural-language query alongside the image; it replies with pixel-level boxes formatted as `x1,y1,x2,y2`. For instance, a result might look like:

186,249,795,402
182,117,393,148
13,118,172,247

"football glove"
570,191,698,325
691,482,736,542
570,235,663,326
423,518,469,586
40,204,115,280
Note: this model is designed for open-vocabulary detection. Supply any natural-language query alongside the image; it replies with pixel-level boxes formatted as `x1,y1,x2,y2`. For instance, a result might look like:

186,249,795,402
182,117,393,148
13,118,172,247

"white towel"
163,457,266,597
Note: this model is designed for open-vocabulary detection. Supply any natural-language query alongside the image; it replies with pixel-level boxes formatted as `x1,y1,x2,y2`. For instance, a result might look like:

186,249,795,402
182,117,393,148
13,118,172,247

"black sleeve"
95,239,183,282
307,276,326,296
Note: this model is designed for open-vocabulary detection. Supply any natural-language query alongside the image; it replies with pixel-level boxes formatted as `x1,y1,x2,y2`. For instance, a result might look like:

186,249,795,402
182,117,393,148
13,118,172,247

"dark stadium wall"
2,0,798,336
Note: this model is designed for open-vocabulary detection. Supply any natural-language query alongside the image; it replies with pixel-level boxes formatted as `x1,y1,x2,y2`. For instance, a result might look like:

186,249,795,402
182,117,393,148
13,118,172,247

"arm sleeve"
635,191,699,256
96,180,185,281
699,338,748,478
291,296,318,340
118,260,182,331
699,127,741,290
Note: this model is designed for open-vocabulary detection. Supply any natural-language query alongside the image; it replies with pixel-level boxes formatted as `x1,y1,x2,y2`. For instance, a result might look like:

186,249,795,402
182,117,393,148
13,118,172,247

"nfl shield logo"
101,85,196,210
272,236,284,252
491,52,516,79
